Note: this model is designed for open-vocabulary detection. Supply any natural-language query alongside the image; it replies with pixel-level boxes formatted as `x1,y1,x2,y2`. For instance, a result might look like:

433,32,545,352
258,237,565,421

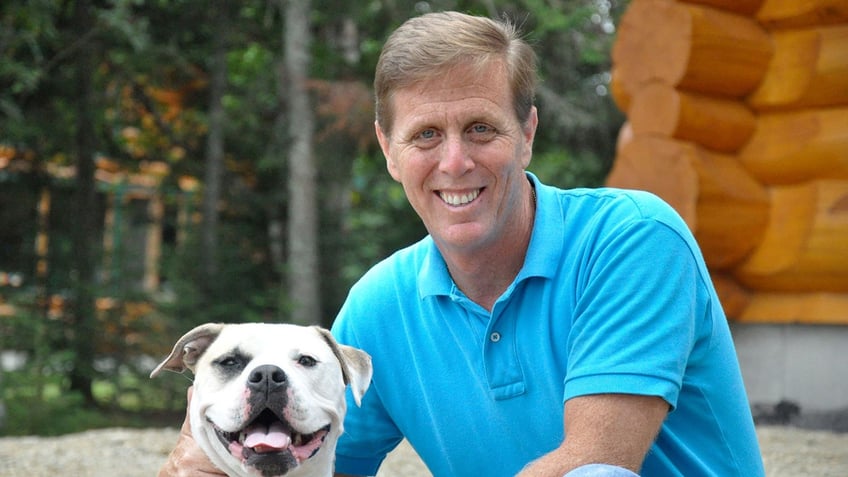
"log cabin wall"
606,0,848,324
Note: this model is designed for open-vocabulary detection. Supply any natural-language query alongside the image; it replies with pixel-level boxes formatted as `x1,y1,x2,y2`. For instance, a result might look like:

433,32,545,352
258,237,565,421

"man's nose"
439,136,474,176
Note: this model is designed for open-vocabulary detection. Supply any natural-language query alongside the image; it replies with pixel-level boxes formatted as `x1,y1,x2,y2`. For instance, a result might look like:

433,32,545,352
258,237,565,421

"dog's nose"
248,364,288,393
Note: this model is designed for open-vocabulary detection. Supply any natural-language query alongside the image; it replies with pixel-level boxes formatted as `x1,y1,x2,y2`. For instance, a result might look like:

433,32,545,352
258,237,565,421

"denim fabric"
564,464,639,477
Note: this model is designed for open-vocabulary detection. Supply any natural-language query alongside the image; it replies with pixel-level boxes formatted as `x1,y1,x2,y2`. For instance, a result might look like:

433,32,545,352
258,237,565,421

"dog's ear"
150,323,226,378
336,343,373,407
314,327,373,406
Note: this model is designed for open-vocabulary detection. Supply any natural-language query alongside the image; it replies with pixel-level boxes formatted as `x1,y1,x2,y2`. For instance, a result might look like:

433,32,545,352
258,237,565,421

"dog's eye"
297,355,317,367
216,354,246,369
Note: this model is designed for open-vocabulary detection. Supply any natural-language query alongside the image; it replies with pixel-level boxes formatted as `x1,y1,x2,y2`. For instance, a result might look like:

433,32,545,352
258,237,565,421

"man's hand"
158,387,226,477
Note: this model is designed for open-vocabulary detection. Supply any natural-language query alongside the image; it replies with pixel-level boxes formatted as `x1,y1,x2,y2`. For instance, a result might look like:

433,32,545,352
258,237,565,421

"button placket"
483,302,526,399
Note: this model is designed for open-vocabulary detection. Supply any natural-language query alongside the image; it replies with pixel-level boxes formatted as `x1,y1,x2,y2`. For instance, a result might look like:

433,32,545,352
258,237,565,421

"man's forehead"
403,60,508,99
391,74,513,129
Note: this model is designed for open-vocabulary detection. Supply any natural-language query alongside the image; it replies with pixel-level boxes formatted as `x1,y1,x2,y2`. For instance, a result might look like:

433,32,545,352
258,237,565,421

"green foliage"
3,373,115,436
158,222,281,327
0,1,62,104
522,0,628,169
530,149,609,190
2,365,187,436
342,152,426,286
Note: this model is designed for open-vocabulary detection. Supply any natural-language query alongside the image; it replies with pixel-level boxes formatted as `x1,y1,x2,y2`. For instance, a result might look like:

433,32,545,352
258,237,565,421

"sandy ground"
0,425,846,476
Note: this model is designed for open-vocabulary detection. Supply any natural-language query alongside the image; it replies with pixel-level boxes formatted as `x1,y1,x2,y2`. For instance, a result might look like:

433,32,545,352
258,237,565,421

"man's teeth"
440,189,479,206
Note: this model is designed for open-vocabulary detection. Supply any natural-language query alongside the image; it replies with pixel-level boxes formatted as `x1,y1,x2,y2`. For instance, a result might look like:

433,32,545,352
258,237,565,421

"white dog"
151,323,372,477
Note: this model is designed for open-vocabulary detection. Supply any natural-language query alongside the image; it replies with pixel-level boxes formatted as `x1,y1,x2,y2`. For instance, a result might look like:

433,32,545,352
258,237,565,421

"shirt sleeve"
563,200,709,410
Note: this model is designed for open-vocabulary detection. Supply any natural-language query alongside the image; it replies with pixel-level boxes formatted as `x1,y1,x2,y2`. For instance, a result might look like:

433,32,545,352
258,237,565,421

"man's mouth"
211,409,330,466
439,188,482,206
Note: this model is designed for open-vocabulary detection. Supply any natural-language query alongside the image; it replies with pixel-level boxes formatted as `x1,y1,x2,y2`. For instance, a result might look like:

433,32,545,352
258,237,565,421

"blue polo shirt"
331,173,764,476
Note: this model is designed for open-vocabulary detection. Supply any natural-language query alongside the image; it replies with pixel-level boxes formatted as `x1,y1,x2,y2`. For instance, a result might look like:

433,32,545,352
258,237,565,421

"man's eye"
468,124,495,138
410,128,440,149
297,355,317,367
417,129,436,140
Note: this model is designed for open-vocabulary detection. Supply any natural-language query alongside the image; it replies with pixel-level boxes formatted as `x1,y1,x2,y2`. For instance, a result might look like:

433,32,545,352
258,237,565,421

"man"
161,11,764,477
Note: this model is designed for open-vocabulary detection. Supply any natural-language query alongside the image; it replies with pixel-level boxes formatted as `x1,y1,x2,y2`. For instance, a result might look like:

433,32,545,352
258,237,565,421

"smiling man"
329,11,765,477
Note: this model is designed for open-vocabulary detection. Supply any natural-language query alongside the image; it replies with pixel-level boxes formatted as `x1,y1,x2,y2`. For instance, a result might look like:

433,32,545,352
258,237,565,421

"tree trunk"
284,0,320,325
69,0,98,405
201,7,228,286
266,59,286,293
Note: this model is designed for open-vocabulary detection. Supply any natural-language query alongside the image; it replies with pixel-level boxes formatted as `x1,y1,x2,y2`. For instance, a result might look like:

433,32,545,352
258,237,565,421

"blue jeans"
564,464,640,477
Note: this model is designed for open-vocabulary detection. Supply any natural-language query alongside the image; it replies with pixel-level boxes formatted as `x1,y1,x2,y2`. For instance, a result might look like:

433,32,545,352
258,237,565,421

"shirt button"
490,332,501,342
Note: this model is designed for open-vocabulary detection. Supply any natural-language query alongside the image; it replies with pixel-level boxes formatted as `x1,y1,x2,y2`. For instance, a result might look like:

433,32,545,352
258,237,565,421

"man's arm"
517,393,668,476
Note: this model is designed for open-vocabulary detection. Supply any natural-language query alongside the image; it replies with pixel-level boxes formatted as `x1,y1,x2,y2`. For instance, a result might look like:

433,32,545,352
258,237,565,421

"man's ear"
149,323,225,378
520,106,539,169
375,120,401,182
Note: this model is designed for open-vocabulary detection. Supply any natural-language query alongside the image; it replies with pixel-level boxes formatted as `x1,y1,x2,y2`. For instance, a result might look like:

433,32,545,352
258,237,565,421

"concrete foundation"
731,323,848,429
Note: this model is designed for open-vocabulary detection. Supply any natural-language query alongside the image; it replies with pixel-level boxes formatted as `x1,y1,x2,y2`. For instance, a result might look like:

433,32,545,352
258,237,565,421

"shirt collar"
418,236,452,298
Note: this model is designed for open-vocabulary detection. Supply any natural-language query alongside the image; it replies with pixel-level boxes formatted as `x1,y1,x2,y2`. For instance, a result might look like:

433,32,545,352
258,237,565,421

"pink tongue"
244,421,291,451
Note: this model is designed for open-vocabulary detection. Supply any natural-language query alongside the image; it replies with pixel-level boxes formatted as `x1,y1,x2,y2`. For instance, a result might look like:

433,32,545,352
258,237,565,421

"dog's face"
151,323,372,477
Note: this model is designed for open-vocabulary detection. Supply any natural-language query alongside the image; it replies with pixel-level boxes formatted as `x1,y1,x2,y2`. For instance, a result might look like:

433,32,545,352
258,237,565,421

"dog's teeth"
293,433,302,446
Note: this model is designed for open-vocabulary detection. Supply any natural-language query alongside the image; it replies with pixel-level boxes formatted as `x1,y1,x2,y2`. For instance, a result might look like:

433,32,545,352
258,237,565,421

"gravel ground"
0,425,846,476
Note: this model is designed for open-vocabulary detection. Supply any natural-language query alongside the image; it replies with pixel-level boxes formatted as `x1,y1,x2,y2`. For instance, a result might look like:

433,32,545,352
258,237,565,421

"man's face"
376,60,538,255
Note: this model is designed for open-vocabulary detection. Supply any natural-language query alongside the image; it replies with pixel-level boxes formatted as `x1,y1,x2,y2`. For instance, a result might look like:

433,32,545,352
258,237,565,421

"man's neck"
440,180,536,311
444,249,527,311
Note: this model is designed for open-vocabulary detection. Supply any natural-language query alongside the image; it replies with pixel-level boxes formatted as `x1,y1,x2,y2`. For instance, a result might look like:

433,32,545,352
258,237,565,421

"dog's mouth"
211,408,330,471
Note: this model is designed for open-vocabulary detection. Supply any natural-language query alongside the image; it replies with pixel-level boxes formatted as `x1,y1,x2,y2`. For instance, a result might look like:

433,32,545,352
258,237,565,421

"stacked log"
606,0,848,322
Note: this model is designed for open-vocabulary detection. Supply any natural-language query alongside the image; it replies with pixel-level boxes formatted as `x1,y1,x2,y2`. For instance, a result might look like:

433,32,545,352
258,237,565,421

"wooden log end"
734,181,848,291
712,274,751,320
756,0,848,29
606,135,700,228
739,292,848,325
630,83,756,152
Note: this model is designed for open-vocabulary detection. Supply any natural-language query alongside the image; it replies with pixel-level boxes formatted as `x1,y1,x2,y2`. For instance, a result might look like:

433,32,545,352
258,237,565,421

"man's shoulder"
339,236,434,317
550,185,687,231
550,185,669,213
356,236,431,285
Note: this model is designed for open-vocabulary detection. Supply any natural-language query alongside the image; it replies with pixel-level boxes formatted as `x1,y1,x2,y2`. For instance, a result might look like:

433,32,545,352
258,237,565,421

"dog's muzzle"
210,365,332,476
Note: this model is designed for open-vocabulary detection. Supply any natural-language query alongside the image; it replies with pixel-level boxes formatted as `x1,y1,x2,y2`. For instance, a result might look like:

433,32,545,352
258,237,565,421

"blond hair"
374,11,537,135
